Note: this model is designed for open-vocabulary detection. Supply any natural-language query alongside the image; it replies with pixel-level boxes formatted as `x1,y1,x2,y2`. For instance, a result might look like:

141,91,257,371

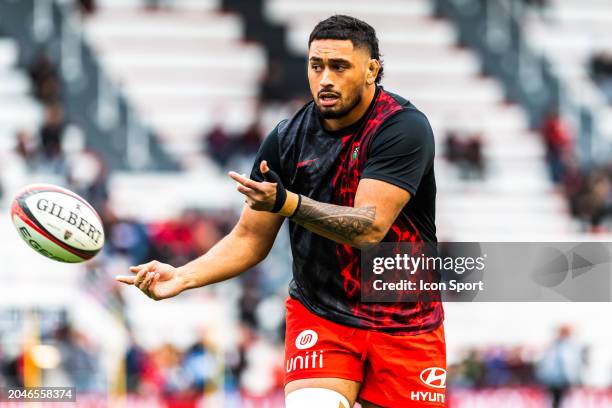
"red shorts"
284,297,447,407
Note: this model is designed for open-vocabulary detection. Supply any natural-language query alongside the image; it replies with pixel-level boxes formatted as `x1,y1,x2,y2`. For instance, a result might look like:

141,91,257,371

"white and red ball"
10,184,105,263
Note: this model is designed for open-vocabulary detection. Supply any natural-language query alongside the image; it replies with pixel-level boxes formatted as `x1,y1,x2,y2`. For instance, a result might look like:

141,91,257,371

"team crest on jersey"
351,144,360,162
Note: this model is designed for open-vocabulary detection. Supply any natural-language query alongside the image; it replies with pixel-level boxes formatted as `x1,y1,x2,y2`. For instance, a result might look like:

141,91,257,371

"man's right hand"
115,260,185,301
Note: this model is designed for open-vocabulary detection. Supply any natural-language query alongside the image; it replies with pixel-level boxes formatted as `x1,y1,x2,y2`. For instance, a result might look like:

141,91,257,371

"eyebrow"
309,57,353,66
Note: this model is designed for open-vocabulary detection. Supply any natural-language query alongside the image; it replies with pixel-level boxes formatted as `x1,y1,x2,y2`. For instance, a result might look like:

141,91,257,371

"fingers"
228,171,263,191
133,266,151,287
119,261,162,299
117,261,153,285
115,275,135,285
148,273,160,298
260,160,270,174
140,272,159,300
237,184,256,196
139,272,154,292
129,260,156,274
138,271,160,299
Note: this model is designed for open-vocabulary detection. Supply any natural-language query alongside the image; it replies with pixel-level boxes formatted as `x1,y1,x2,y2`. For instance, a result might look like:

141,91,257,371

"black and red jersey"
251,87,443,334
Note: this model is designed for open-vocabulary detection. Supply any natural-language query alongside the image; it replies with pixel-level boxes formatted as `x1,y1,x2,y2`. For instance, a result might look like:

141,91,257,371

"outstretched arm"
115,206,284,300
178,207,284,289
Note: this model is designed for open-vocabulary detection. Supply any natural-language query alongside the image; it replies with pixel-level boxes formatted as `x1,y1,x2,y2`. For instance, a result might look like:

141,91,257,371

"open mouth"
318,92,340,107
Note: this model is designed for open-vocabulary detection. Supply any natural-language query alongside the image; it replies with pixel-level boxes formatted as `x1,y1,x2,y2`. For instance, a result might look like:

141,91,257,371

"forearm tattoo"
291,195,376,242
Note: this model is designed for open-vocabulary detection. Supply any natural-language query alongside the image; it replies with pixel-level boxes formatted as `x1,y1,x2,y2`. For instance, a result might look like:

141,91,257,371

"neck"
322,85,377,132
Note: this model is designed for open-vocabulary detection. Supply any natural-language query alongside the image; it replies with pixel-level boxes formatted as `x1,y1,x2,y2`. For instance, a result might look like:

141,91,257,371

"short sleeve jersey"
250,87,443,334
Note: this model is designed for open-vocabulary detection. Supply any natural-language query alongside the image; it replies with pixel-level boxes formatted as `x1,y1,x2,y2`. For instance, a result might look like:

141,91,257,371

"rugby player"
117,15,446,407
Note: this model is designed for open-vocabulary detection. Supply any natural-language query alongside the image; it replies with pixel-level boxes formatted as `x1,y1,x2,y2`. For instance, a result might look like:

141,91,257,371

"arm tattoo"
291,195,376,243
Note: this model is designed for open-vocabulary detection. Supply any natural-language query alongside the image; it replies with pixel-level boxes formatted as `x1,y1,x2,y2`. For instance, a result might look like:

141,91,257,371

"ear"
366,59,380,85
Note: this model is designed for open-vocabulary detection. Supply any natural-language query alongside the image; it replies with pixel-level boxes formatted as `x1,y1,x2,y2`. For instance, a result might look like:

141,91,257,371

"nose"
320,67,333,88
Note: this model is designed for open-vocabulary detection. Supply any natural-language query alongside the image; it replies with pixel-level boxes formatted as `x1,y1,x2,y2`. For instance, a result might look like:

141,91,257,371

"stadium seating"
84,0,266,168
525,0,612,138
0,37,42,155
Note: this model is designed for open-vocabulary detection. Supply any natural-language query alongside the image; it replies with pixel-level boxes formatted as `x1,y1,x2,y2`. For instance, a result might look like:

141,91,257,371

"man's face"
308,39,373,119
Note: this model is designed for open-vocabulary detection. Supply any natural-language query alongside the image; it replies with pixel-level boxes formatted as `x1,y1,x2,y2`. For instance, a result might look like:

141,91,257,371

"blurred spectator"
482,347,512,387
536,325,585,408
203,123,264,169
459,349,485,387
445,130,462,163
39,103,68,174
225,324,252,390
581,171,612,231
68,150,109,214
144,0,173,11
523,0,549,7
2,353,22,388
204,125,233,168
149,212,196,266
239,283,262,330
444,130,485,180
28,53,61,105
107,217,152,265
125,333,147,393
540,109,573,183
52,323,102,392
561,158,586,216
556,149,612,231
449,346,537,389
14,130,38,167
463,134,484,179
236,122,264,157
78,0,97,15
0,343,5,388
182,338,218,393
141,343,177,394
239,336,283,398
190,217,222,256
506,346,536,386
590,52,612,104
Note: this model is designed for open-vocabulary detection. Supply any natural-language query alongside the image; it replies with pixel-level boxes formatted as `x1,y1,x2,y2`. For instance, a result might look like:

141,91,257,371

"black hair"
308,15,384,84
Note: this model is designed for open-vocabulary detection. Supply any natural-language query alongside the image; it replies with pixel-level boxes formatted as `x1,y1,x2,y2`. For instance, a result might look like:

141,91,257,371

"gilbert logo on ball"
10,184,105,263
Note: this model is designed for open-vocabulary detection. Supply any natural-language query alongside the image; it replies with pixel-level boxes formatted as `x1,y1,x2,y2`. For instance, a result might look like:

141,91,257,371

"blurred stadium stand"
0,38,43,149
0,0,176,171
1,0,612,407
85,0,266,168
525,0,612,141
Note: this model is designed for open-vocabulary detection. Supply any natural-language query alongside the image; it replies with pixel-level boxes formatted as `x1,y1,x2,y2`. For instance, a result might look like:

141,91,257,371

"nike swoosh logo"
296,158,318,168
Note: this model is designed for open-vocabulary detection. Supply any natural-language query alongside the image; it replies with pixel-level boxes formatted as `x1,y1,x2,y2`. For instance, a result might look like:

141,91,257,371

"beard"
316,88,363,119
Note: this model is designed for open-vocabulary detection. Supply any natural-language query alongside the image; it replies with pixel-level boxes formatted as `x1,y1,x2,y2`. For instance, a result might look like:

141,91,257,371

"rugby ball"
10,184,105,263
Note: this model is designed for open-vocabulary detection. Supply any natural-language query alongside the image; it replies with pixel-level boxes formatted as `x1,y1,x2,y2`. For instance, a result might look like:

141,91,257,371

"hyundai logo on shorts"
420,367,447,389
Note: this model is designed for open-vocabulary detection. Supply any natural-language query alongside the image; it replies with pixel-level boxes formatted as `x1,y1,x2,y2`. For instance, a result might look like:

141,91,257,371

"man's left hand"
228,160,278,212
